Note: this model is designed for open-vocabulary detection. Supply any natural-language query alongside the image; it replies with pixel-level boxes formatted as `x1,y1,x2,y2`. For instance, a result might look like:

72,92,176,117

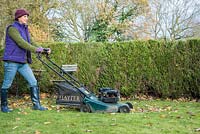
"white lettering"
58,95,80,101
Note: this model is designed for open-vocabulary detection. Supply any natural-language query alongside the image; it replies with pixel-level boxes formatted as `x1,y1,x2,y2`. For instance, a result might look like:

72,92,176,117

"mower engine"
98,87,120,103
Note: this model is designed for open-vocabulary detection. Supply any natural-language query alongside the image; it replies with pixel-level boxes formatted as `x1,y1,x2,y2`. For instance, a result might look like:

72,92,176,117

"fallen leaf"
44,122,51,125
51,105,56,108
160,114,167,118
24,95,30,100
21,112,28,115
111,118,116,121
16,118,21,121
12,102,18,108
146,123,153,126
12,126,18,129
35,130,41,134
165,106,172,111
85,130,93,132
41,93,49,99
195,128,200,131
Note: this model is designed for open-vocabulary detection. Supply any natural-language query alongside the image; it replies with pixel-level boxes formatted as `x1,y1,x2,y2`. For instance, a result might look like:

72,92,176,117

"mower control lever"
43,48,50,54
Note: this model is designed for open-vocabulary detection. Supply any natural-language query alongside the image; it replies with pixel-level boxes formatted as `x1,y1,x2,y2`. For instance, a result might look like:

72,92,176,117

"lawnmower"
37,51,133,113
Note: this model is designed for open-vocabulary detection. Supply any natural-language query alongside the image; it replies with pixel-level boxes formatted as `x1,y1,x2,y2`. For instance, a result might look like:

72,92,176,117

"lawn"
0,98,199,134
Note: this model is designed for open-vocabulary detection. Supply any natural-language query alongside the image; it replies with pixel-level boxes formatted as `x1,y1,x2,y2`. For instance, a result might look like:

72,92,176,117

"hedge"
0,39,200,99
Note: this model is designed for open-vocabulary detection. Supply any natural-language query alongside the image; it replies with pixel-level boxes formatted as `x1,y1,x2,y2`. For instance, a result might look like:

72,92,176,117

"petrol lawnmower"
37,52,133,113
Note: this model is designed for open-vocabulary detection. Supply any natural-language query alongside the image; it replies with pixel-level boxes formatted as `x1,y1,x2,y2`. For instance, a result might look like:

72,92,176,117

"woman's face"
18,15,28,24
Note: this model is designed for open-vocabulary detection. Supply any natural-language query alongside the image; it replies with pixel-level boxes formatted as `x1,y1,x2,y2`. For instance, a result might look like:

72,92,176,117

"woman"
1,9,50,112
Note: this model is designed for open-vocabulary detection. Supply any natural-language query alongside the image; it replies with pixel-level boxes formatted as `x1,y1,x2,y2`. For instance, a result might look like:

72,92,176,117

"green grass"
0,99,199,134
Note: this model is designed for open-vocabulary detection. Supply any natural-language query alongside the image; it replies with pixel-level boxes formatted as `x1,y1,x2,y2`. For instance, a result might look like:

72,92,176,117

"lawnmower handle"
36,50,50,60
43,48,50,55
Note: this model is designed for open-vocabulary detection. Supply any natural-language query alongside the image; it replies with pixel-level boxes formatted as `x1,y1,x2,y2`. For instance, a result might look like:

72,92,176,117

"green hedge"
0,39,200,99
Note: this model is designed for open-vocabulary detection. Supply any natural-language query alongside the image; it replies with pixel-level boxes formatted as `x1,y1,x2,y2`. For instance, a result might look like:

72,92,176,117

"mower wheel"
126,102,133,109
119,105,130,113
80,104,91,113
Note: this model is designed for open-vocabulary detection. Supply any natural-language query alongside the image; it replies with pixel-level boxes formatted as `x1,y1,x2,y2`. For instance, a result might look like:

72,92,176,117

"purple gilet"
3,21,32,64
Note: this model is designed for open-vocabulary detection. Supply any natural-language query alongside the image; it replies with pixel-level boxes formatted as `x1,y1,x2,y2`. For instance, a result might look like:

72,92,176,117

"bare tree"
148,0,200,40
49,0,149,42
49,0,97,42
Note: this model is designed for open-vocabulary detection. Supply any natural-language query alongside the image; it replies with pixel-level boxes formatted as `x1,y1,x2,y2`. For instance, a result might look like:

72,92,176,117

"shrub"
0,39,200,99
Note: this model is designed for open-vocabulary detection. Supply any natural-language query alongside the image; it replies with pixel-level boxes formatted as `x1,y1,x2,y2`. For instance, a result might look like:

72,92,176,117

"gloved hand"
36,48,51,54
36,47,44,53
